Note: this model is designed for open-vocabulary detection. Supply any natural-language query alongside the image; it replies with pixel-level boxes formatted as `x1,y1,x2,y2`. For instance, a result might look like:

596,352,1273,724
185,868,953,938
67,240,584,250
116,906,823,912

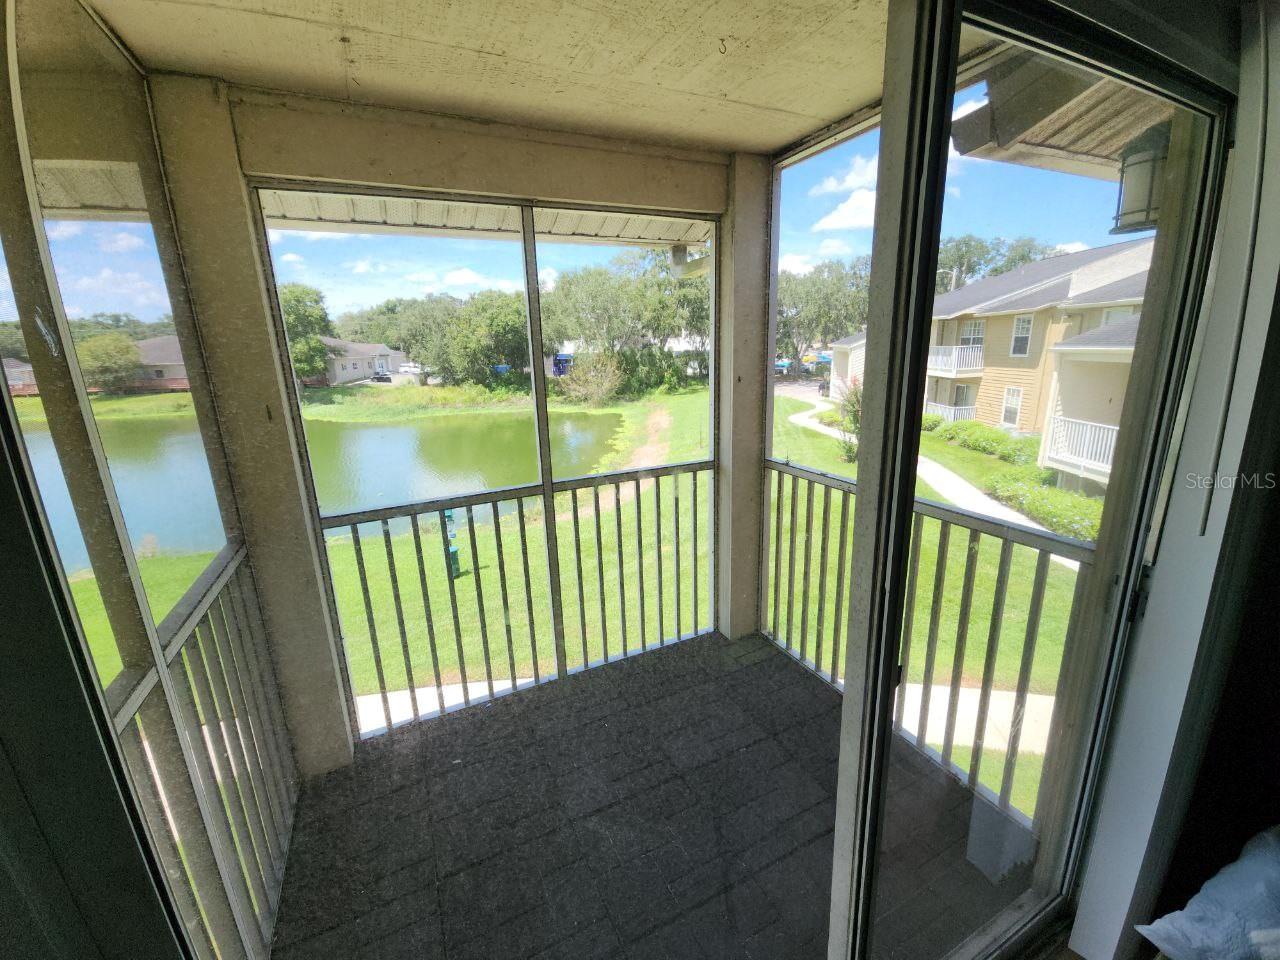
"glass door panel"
864,19,1216,960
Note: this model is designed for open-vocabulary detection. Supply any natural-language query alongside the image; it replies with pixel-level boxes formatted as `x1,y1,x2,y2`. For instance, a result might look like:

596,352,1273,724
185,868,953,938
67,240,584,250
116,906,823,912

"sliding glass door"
822,2,1227,958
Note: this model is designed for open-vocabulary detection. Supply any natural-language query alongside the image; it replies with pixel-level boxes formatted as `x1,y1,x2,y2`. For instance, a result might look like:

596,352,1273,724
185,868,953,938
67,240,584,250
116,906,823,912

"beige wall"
226,86,730,215
1054,358,1132,425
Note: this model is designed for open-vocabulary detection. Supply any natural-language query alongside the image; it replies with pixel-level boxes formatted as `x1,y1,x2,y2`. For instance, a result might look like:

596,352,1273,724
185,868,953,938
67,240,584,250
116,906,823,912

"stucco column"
149,76,353,777
715,153,773,639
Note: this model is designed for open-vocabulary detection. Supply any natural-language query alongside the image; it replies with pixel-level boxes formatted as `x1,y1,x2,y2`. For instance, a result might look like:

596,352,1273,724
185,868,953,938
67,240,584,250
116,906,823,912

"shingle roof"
2,357,32,371
932,238,1151,319
319,336,392,358
1055,316,1139,350
831,331,866,348
1060,272,1148,306
136,335,184,365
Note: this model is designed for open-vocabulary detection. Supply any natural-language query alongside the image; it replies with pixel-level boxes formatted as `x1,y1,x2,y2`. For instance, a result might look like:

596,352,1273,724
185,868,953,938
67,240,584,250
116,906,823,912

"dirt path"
556,404,673,520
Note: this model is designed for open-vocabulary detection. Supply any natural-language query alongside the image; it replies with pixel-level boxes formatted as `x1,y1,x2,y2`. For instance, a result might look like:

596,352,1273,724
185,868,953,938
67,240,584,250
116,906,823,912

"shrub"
559,351,623,406
817,409,843,429
984,468,1103,540
836,381,863,463
921,412,944,432
934,419,1040,464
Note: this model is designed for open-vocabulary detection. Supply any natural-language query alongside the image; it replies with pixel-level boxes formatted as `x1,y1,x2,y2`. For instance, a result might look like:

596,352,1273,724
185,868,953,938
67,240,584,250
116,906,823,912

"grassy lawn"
936,744,1044,819
917,430,1012,491
13,391,199,423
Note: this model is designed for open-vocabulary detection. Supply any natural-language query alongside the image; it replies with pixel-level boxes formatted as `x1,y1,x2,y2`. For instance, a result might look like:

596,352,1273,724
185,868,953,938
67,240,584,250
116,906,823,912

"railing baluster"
351,524,393,730
592,485,609,662
785,473,800,652
798,478,816,664
771,469,784,640
655,475,666,645
813,485,831,677
614,482,628,654
410,515,447,715
942,529,981,765
970,538,1013,787
438,510,470,707
229,567,294,790
634,478,647,650
515,499,540,685
491,502,518,691
917,520,950,747
571,489,589,667
894,514,925,726
674,470,683,642
1000,549,1051,809
465,506,495,699
381,519,419,721
692,470,699,632
830,489,851,683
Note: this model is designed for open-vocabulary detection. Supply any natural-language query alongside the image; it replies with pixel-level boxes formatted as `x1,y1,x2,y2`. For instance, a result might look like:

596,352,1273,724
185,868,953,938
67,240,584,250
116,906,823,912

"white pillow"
1136,825,1280,960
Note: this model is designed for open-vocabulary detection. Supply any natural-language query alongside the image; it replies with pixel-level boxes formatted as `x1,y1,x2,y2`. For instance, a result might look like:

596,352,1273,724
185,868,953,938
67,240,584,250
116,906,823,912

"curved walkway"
777,384,1078,570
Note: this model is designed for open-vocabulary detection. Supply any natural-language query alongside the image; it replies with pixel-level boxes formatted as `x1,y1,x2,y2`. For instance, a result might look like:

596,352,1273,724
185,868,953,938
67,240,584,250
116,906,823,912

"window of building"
1002,385,1022,427
1010,315,1033,357
1102,305,1134,325
153,369,164,378
959,319,984,346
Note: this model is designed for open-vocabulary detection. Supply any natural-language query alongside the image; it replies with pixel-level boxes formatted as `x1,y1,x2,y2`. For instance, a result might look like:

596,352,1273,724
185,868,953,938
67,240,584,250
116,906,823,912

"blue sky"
776,83,1138,276
37,82,1137,323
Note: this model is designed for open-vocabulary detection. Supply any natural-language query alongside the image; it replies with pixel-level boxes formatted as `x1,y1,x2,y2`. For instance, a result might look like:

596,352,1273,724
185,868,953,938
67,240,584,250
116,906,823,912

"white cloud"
946,186,961,198
1054,241,1089,254
346,258,379,274
817,238,853,257
46,222,83,241
98,231,145,253
65,305,85,317
441,268,521,292
809,154,878,196
279,252,304,264
813,189,877,231
268,229,285,245
952,97,987,120
778,253,816,275
539,267,559,291
71,267,167,308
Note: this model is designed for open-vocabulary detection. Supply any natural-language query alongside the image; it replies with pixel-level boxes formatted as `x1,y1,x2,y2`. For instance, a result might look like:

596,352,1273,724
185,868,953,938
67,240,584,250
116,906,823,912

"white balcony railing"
924,401,977,422
927,344,984,376
1044,416,1119,474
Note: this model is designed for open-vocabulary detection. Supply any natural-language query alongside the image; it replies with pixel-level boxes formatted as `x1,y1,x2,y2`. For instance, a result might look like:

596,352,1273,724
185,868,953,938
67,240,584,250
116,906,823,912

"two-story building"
923,238,1150,438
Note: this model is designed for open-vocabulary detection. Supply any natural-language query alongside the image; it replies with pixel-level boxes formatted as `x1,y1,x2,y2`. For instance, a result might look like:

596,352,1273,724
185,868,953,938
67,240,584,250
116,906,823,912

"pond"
23,407,624,574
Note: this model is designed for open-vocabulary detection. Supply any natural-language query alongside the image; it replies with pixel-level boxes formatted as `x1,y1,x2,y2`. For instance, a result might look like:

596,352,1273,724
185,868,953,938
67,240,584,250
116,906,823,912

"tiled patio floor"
271,633,1030,959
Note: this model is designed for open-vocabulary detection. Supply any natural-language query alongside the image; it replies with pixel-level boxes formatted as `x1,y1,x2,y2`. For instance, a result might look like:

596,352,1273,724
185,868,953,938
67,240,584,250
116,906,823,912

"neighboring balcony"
1041,415,1119,482
926,344,985,377
924,400,977,422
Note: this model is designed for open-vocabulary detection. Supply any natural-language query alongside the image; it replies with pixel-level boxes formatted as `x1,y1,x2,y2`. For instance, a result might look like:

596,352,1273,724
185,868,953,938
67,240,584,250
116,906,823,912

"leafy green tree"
0,323,27,361
989,236,1057,276
77,332,140,393
775,257,871,373
337,295,461,368
67,312,176,343
430,290,529,385
279,283,336,379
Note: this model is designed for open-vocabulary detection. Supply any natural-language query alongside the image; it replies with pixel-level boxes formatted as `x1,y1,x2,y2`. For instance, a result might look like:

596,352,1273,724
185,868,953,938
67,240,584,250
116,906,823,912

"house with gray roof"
133,334,190,391
924,238,1150,451
830,330,866,388
315,336,408,386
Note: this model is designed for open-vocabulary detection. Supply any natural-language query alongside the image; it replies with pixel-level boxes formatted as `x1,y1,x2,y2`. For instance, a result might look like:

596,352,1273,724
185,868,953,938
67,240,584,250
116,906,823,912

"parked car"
371,372,392,383
398,362,422,375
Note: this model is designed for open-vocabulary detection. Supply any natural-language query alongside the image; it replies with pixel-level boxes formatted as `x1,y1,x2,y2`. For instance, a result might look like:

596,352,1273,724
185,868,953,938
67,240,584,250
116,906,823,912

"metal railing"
320,460,715,737
924,400,978,422
926,344,984,375
1043,416,1119,474
114,550,294,960
762,459,1094,822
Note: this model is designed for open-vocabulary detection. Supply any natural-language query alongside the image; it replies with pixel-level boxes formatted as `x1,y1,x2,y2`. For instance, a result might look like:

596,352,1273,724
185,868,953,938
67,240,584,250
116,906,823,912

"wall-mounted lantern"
1111,122,1170,234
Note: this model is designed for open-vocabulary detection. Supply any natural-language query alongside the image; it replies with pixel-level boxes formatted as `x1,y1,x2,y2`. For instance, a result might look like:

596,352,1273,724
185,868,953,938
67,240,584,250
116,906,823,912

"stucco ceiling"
88,0,895,154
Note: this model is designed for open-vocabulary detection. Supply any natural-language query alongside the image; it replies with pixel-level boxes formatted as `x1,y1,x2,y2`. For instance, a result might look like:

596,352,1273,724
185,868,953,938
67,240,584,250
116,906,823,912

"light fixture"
1111,122,1170,234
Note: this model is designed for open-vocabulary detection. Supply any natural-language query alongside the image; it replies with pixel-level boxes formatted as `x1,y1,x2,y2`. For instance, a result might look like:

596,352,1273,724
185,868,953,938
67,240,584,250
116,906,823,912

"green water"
303,409,623,516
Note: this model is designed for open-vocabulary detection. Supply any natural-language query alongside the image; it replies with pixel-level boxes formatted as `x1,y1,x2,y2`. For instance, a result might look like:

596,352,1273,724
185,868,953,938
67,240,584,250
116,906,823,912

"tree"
77,332,140,393
989,236,1057,276
935,235,1001,292
278,283,336,379
430,290,529,385
0,323,27,361
337,294,461,367
774,257,871,373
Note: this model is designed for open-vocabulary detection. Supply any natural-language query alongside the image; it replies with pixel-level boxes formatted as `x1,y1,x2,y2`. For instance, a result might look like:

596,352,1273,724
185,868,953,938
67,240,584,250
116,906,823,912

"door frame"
826,1,1231,958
